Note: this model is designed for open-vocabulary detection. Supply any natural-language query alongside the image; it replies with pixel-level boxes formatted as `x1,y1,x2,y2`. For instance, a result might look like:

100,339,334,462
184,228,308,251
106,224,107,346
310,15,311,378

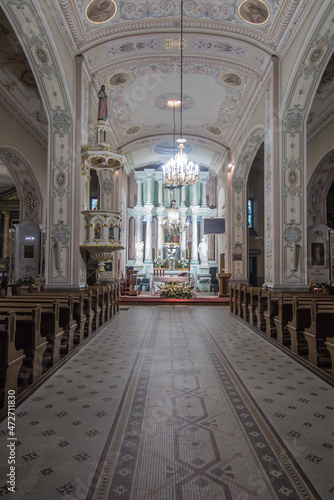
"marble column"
137,179,143,206
180,210,187,257
180,186,186,207
191,208,199,263
201,179,208,207
156,207,164,256
135,214,143,244
158,178,163,206
191,183,198,206
145,171,153,206
2,211,10,259
144,208,153,262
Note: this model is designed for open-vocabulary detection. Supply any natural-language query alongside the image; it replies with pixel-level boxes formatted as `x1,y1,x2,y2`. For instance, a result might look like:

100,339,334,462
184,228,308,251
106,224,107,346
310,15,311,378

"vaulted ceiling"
1,0,334,186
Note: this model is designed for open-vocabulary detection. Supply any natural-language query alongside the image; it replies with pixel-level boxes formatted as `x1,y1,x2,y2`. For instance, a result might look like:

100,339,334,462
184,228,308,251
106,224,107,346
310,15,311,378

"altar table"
150,273,195,296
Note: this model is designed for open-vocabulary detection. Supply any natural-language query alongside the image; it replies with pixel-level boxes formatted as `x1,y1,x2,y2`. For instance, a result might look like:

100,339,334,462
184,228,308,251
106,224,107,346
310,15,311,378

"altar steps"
120,295,229,306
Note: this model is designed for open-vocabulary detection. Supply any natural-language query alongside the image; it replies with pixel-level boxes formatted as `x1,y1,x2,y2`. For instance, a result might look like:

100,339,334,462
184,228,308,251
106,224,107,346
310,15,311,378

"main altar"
150,271,195,296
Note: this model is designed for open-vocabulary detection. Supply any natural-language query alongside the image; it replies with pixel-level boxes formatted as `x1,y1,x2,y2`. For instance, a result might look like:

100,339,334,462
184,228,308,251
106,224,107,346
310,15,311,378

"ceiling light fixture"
161,193,189,236
162,0,199,189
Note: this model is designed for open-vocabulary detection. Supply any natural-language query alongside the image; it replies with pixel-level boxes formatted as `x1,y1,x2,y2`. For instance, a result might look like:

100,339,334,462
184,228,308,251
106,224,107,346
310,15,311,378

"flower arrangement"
158,281,194,299
178,258,189,269
154,257,165,268
15,275,35,286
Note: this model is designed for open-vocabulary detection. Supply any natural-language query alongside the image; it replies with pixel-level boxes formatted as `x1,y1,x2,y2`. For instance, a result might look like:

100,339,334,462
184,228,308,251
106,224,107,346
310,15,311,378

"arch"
1,0,78,288
230,126,264,281
281,3,334,285
0,146,43,224
307,149,334,227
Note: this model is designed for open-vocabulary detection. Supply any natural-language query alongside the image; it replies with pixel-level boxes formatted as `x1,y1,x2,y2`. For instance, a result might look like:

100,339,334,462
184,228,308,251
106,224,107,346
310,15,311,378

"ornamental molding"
92,54,263,80
52,5,302,53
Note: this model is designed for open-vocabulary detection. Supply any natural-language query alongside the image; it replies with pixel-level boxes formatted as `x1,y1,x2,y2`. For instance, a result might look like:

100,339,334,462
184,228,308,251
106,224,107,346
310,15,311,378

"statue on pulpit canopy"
198,236,208,265
97,85,108,120
135,240,144,265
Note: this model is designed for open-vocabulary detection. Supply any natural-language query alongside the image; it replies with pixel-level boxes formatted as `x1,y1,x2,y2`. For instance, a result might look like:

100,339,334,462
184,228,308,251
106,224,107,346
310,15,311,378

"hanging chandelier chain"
161,0,199,190
180,0,184,140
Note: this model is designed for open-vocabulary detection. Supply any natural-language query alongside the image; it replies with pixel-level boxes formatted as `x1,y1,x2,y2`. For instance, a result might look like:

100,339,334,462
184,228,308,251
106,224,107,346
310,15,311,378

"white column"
145,170,153,206
157,208,164,256
136,179,142,206
180,211,187,257
180,186,186,207
144,209,153,262
191,208,199,263
191,183,198,205
158,179,163,206
201,180,208,207
135,214,142,244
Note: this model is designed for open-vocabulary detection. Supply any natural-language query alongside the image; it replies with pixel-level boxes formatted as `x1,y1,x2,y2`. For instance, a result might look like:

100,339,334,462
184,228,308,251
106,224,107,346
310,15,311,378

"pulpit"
218,273,231,297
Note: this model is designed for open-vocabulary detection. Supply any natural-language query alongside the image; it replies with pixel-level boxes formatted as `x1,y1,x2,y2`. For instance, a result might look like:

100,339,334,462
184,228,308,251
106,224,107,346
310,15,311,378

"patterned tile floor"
0,306,333,500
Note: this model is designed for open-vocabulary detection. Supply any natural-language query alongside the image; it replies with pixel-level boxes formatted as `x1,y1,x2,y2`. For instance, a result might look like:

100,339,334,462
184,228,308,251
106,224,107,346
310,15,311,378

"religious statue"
135,240,144,265
97,85,108,120
94,222,102,239
198,236,208,265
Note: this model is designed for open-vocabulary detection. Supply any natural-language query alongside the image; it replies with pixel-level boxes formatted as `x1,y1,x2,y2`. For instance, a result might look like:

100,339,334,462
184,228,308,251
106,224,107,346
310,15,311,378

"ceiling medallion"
155,92,194,111
238,0,270,25
206,125,222,135
108,71,132,87
125,126,142,135
219,72,243,88
85,0,117,24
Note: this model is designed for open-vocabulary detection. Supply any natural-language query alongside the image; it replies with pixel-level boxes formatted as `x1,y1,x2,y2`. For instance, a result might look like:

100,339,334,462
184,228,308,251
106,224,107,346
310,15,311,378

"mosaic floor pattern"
0,306,333,500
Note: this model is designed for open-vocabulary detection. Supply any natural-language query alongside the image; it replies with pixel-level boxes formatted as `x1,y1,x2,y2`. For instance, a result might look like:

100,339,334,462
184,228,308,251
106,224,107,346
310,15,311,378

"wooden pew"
236,284,246,319
325,337,334,377
0,304,47,385
286,296,332,355
0,312,25,408
23,294,77,352
90,285,107,326
241,285,252,323
274,294,294,345
29,291,88,344
229,283,236,314
0,298,65,367
303,299,334,367
247,286,262,327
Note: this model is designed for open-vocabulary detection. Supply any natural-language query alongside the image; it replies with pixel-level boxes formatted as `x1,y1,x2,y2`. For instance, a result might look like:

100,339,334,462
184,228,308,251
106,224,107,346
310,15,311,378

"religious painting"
109,225,115,240
85,0,117,24
24,245,34,259
108,71,131,87
311,242,325,266
238,0,270,25
163,229,180,245
220,72,243,88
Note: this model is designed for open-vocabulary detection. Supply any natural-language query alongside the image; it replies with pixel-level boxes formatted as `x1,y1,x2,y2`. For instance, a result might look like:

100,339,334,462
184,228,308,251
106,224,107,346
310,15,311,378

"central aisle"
0,306,333,500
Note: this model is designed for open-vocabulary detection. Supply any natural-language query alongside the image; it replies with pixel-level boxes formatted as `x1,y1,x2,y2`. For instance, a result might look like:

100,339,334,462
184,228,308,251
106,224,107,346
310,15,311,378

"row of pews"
230,284,334,377
0,282,120,409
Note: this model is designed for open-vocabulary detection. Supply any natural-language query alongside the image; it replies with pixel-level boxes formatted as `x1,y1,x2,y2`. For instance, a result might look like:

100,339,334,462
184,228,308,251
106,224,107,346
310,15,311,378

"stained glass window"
248,199,253,228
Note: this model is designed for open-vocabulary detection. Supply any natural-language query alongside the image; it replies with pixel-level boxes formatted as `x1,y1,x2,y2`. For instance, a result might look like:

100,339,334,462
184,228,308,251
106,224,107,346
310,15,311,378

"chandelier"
161,196,189,236
162,0,199,189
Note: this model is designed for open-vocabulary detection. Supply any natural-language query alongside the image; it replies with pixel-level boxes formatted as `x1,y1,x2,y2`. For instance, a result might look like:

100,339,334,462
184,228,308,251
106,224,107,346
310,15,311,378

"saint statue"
135,240,144,265
97,85,108,120
198,236,208,265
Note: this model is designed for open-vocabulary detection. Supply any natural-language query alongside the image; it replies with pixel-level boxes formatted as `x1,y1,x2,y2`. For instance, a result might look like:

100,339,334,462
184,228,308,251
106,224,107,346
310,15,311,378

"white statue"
198,236,208,265
135,240,144,265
